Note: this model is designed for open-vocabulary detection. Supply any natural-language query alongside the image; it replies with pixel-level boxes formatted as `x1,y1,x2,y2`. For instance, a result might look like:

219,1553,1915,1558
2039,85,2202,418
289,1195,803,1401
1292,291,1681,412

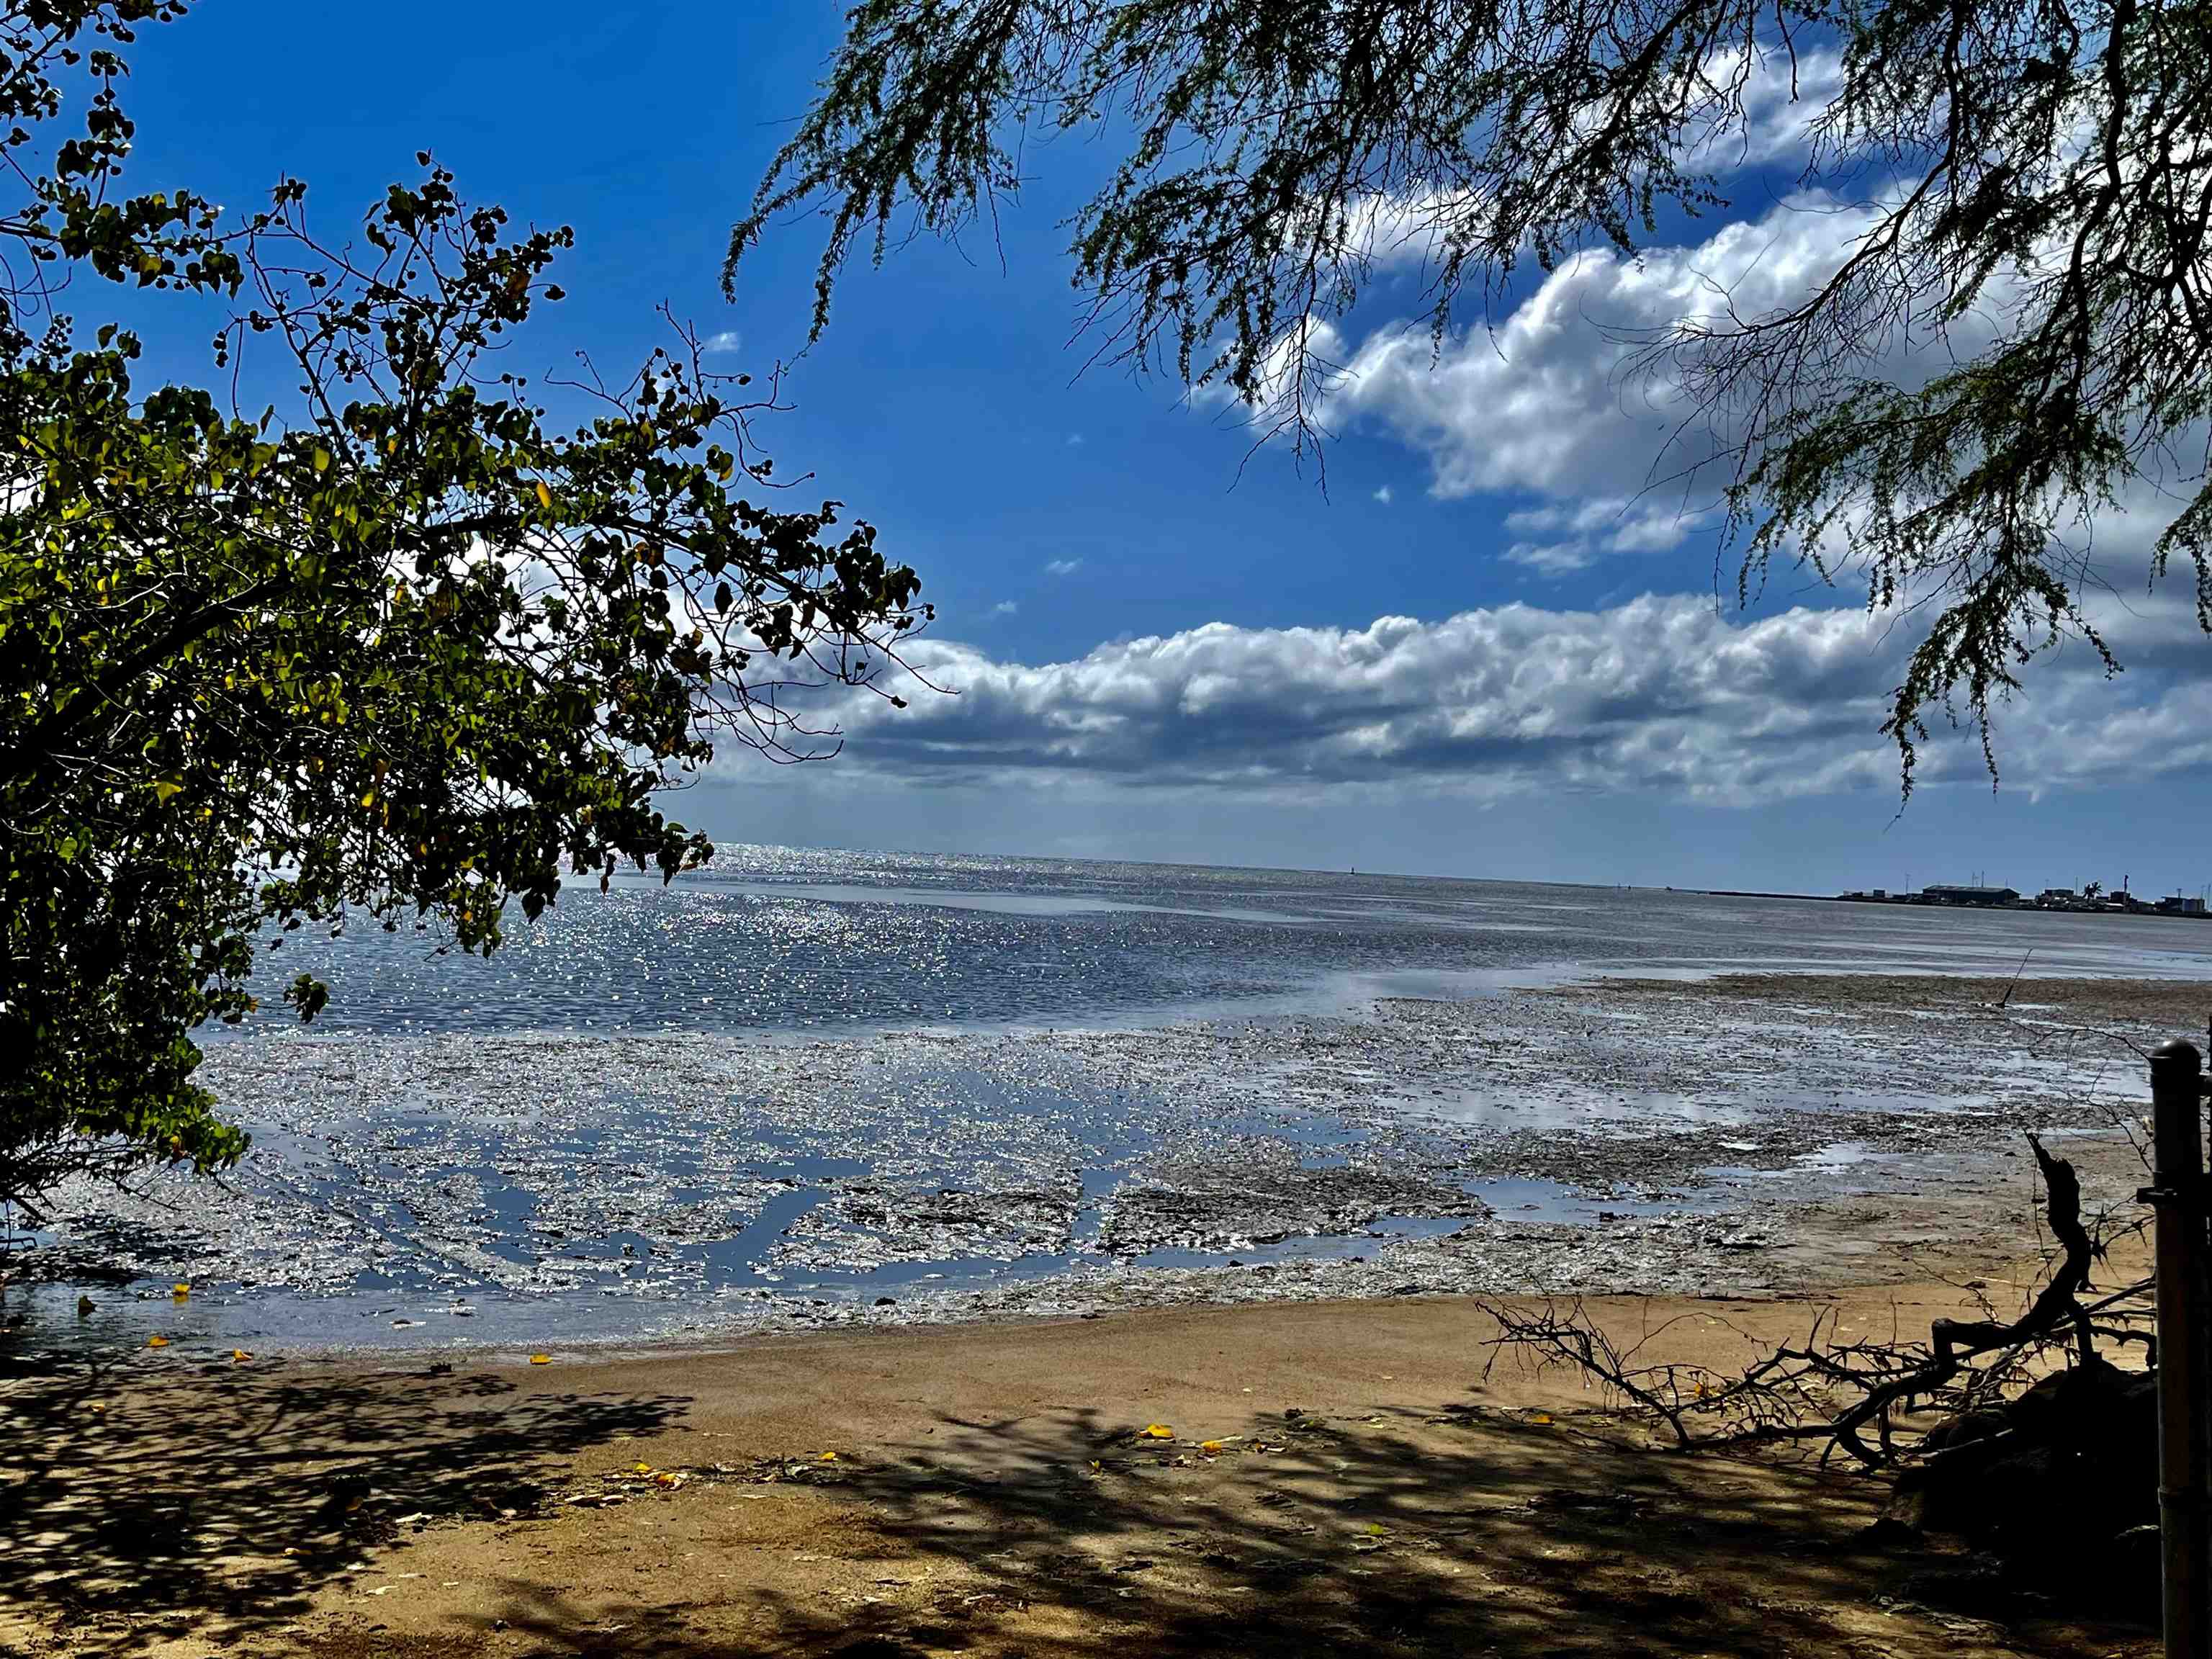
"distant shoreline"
1703,885,2212,918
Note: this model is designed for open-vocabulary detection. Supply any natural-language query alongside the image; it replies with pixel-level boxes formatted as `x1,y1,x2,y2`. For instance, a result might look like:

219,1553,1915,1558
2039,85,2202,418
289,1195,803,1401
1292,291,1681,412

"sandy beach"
1,1163,2167,1655
1,969,2194,1657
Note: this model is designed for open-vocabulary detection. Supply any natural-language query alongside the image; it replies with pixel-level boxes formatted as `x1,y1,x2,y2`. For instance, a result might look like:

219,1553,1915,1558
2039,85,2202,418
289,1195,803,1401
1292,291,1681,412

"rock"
1895,1354,2158,1612
1920,1408,2009,1455
1860,1514,1920,1547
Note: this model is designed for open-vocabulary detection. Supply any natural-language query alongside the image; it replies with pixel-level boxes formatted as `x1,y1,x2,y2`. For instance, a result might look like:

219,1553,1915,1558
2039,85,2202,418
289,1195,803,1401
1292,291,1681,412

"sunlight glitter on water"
12,848,2207,1354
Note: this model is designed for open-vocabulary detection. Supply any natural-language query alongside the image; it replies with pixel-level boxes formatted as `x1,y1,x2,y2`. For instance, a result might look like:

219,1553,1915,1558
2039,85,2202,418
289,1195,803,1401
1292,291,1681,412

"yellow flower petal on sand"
1199,1440,1226,1455
1138,1424,1174,1440
145,1335,168,1348
231,1349,251,1363
529,1354,552,1364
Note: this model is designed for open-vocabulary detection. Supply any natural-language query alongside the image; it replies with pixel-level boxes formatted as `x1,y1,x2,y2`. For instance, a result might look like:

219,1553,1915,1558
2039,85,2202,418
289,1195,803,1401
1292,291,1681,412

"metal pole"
2149,1038,2209,1659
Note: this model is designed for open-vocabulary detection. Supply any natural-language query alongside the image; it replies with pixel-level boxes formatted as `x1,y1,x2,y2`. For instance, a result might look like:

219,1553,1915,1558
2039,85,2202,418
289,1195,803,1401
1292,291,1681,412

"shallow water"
7,848,2205,1355
196,848,2212,1038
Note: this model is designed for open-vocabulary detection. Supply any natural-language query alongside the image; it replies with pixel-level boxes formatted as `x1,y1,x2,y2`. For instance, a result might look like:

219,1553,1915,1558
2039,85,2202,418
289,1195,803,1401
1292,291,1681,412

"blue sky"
107,3,2212,895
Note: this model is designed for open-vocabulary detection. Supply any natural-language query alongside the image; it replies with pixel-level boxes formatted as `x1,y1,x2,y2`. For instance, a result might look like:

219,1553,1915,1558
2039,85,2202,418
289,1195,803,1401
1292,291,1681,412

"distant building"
1922,884,2021,907
2158,895,2208,916
2038,888,2076,907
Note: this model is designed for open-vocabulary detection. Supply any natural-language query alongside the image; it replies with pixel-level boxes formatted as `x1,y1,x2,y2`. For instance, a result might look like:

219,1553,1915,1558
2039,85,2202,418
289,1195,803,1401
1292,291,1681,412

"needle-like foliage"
734,0,2212,784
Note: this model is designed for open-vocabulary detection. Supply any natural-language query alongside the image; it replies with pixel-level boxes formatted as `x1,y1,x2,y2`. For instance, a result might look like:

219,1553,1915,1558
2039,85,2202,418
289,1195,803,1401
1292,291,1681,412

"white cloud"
1326,49,1845,284
1318,194,1894,508
819,596,2212,805
1373,485,1395,505
989,600,1019,617
1502,496,1722,576
700,330,743,356
1691,48,1846,169
1045,558,1084,577
1503,539,1598,576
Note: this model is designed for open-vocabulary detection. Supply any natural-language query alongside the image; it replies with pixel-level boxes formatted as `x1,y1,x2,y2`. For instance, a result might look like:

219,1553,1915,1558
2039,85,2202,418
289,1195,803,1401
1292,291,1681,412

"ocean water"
215,845,2212,1037
12,847,2211,1355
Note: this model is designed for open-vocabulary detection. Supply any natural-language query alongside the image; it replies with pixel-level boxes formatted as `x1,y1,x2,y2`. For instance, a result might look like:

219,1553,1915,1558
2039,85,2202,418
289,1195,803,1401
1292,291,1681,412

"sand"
1,969,2189,1658
1,1255,2159,1659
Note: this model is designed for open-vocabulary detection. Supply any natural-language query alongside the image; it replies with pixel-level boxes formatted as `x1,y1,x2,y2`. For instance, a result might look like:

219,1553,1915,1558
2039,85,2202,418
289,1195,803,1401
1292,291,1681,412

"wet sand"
17,971,2198,1354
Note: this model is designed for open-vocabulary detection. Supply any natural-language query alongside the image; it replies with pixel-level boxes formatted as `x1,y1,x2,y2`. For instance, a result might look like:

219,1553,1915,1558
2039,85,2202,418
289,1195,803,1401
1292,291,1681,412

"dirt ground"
0,1254,2161,1659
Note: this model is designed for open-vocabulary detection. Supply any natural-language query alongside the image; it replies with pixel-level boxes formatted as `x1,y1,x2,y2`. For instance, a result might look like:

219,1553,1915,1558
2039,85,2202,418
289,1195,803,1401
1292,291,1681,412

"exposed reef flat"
7,971,2186,1355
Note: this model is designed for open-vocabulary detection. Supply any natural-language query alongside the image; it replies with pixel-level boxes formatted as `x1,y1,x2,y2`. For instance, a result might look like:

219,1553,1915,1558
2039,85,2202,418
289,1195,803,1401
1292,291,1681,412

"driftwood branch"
1478,1134,2145,1470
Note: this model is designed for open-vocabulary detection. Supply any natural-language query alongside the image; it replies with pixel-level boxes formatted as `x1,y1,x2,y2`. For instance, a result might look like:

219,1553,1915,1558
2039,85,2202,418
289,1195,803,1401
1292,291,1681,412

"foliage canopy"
733,0,2212,783
1,1,927,1206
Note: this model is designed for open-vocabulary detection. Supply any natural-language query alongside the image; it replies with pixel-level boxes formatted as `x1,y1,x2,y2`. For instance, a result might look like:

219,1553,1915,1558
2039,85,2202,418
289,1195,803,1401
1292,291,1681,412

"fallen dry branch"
1477,1135,2154,1472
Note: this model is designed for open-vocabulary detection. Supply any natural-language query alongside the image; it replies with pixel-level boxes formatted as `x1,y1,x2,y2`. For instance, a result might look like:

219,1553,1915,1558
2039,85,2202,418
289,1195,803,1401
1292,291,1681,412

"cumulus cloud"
1045,558,1084,577
1693,48,1846,168
824,596,2212,805
1318,194,1892,508
989,600,1019,617
1335,48,1845,280
1374,485,1395,505
699,329,743,356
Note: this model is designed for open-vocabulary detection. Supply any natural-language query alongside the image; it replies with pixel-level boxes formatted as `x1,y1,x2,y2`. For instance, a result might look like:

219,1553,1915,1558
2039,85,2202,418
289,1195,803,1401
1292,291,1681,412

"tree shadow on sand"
455,1401,2154,1659
0,1346,687,1653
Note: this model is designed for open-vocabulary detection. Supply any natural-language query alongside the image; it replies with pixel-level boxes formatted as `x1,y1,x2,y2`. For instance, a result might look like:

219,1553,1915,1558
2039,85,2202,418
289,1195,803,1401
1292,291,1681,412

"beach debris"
231,1349,252,1363
172,1282,190,1299
145,1334,169,1348
1138,1424,1175,1440
818,1450,838,1461
76,1295,94,1318
529,1354,551,1364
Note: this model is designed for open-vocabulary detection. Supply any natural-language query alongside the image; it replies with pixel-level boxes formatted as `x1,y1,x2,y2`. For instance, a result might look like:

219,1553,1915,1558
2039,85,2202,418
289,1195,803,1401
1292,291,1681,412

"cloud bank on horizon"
808,107,2198,817
821,590,2208,806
